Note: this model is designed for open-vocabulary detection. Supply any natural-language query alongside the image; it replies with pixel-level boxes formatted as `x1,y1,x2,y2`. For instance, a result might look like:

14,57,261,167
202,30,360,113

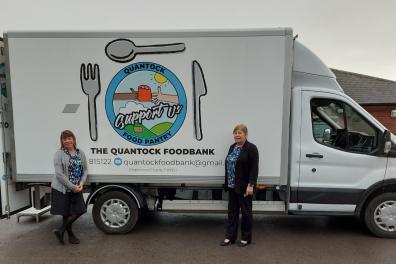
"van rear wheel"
364,193,396,238
93,191,139,234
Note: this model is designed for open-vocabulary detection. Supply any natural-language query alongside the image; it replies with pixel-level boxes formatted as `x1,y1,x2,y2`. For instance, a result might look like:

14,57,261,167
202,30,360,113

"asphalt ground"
0,208,395,264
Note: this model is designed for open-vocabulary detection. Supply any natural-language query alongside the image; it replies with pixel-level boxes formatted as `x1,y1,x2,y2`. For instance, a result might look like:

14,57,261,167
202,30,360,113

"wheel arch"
86,184,146,209
355,179,396,218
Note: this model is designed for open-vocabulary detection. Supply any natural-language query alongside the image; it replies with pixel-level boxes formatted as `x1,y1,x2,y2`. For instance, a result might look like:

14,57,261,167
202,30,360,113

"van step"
160,200,285,213
16,205,51,223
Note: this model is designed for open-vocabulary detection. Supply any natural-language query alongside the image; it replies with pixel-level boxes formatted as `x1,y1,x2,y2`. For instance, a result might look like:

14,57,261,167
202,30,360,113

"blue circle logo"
105,62,187,146
114,157,123,166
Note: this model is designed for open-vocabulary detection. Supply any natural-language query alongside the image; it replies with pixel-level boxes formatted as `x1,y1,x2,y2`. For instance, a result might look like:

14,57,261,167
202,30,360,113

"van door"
296,90,387,213
0,38,31,218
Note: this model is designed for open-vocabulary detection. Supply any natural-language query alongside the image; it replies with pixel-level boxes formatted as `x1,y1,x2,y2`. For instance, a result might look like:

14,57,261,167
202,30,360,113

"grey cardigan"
51,149,88,194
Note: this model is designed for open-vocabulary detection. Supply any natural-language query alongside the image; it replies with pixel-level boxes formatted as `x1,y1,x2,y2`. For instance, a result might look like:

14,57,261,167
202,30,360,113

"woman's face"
62,136,75,150
233,129,247,145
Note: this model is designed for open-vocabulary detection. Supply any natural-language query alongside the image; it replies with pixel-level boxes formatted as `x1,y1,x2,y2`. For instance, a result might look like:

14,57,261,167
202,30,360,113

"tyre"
92,191,139,234
364,192,396,238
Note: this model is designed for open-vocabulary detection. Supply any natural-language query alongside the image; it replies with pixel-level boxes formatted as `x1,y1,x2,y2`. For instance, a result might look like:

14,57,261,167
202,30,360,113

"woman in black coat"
221,124,259,247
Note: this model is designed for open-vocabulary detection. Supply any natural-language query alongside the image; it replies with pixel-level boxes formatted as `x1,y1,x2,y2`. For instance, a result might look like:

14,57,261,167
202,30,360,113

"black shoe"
220,239,235,246
53,229,65,245
66,227,80,244
238,240,251,247
68,233,80,244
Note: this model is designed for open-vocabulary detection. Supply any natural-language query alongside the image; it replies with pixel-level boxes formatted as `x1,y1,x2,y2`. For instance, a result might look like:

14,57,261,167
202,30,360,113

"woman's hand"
245,184,254,197
73,184,83,193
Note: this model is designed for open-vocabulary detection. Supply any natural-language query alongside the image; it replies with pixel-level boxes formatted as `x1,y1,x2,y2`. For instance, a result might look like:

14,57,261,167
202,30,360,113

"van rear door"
0,37,31,218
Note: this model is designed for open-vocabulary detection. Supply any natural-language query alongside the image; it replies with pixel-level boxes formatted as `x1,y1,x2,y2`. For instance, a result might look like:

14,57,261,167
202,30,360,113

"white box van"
1,29,395,237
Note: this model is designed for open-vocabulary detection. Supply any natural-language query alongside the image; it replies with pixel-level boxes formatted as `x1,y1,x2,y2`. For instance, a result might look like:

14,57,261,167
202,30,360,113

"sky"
1,0,395,81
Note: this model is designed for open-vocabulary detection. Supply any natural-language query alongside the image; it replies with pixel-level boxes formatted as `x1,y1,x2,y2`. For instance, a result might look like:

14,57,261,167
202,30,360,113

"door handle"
306,153,323,158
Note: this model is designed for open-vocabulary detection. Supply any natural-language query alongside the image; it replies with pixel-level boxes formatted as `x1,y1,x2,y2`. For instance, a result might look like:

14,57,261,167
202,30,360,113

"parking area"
1,208,395,264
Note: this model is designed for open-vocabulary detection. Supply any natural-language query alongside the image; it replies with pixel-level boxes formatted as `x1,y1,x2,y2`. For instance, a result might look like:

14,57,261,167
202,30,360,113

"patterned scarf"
226,146,241,188
63,148,83,185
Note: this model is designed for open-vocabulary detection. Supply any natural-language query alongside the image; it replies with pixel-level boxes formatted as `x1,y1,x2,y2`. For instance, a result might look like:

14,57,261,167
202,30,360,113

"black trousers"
225,188,253,242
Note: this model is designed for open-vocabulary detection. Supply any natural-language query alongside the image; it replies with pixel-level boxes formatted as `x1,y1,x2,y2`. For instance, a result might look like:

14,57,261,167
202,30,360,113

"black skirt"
50,188,87,216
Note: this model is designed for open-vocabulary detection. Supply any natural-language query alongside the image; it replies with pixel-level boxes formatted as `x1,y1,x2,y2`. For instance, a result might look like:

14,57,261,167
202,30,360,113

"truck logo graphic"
105,62,187,146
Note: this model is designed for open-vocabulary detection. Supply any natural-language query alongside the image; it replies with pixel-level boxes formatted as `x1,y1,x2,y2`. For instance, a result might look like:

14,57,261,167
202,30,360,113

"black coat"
224,140,259,194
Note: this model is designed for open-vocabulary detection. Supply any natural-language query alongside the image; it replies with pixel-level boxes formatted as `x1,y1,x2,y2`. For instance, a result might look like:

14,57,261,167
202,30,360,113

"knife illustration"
192,61,208,141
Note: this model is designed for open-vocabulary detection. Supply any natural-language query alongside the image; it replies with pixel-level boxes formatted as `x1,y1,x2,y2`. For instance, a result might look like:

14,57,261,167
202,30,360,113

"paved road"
0,208,395,264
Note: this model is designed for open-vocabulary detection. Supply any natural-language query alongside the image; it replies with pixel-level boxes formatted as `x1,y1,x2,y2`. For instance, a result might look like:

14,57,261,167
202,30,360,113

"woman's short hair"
233,124,248,135
60,130,77,149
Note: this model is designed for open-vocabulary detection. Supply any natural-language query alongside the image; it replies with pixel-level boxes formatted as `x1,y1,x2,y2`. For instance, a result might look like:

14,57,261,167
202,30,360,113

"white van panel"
0,39,30,217
5,30,293,184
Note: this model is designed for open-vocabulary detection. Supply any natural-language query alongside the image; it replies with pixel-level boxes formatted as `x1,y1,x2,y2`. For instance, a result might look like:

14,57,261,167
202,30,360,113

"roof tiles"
332,69,396,105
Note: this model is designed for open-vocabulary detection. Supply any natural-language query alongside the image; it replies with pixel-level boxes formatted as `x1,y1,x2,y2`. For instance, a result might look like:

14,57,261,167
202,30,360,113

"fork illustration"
80,63,101,141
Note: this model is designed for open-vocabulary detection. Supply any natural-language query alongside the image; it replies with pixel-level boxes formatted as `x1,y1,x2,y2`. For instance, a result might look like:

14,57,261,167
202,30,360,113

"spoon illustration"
105,39,186,63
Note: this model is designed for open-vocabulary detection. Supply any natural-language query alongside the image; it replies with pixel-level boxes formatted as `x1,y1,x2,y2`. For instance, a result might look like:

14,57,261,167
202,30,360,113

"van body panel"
0,38,30,218
4,29,293,185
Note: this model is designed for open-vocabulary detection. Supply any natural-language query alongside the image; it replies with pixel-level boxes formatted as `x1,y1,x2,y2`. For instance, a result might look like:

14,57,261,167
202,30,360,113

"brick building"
332,69,396,134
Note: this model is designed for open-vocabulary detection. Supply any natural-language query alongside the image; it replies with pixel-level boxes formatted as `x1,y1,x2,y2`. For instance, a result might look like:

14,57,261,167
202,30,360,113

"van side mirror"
383,130,391,154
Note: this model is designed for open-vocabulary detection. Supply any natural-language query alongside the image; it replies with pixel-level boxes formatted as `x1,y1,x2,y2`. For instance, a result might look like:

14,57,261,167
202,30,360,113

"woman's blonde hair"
233,124,248,135
60,130,77,149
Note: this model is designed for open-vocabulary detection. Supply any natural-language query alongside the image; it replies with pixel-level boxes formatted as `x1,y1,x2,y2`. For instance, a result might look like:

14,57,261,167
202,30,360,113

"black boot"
53,228,65,245
67,226,80,244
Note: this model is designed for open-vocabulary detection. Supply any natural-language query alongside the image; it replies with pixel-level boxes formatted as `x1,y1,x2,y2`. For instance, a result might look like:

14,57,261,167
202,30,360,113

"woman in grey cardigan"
51,130,88,245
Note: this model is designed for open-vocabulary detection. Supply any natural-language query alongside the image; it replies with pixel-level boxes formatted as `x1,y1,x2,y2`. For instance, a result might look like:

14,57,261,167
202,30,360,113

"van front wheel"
92,191,139,234
364,193,396,238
